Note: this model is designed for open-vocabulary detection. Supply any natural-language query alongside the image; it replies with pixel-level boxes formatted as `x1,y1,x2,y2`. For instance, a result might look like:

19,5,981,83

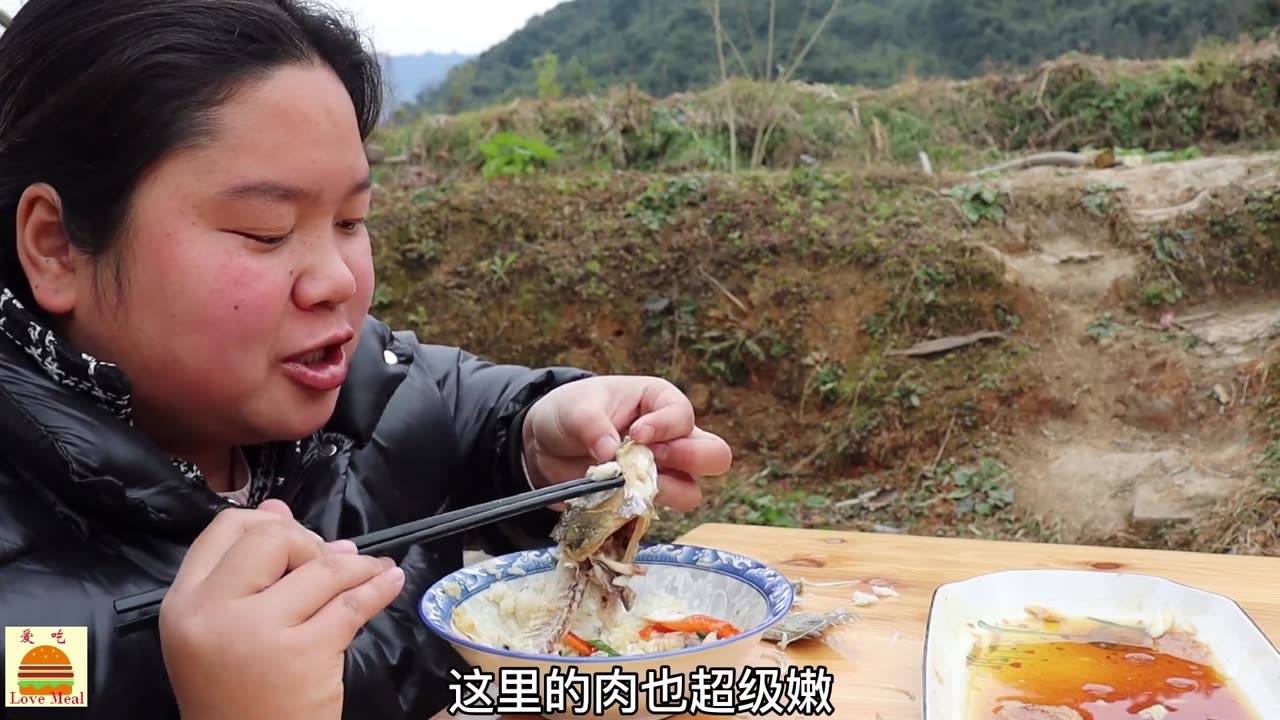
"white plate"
922,569,1280,719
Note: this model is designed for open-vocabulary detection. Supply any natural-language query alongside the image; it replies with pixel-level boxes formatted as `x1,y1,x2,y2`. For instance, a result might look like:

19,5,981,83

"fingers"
264,545,399,625
650,427,733,477
628,379,695,445
197,520,330,604
255,499,296,520
562,401,622,462
303,562,406,646
649,427,730,512
655,470,702,513
171,506,318,592
533,453,595,485
529,453,596,509
527,377,732,518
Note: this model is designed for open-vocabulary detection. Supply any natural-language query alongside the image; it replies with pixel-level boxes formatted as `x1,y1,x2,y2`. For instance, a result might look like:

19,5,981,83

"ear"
14,183,80,315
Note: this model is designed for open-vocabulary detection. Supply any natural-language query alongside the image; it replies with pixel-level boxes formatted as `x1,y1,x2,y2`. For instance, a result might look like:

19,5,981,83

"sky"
335,0,568,55
0,0,569,56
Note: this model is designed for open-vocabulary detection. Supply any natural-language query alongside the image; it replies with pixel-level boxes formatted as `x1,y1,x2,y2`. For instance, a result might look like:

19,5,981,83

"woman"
0,1,731,718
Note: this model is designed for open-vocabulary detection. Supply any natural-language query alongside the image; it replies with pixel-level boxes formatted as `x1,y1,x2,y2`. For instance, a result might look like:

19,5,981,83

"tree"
704,0,843,170
533,52,563,100
564,55,595,95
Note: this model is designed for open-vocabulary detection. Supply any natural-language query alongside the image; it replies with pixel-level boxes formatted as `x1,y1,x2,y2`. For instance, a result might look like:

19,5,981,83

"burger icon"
17,644,74,696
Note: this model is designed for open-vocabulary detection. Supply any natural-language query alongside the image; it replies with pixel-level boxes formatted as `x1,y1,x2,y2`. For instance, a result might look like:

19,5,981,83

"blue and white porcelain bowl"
421,543,795,720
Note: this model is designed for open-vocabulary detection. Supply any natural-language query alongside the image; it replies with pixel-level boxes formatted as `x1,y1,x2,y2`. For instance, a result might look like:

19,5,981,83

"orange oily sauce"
966,630,1259,719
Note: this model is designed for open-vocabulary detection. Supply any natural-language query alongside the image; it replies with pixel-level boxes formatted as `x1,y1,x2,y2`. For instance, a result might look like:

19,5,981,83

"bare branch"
787,0,815,69
749,0,843,167
779,0,842,84
765,0,777,82
704,0,752,77
723,31,755,77
703,0,738,172
736,0,764,79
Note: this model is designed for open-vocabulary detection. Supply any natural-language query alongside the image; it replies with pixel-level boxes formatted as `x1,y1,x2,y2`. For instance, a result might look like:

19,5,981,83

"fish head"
550,437,659,563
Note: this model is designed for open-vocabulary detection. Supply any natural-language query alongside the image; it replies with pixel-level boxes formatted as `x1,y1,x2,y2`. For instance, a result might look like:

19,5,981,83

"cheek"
151,249,291,347
217,263,292,329
346,237,376,310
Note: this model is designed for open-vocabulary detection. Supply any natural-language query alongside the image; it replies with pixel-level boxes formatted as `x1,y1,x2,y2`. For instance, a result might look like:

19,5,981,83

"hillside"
415,0,1279,114
366,41,1280,557
372,38,1280,178
378,51,472,119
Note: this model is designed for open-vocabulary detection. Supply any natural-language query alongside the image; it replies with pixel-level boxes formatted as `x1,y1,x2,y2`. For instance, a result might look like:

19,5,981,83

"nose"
292,231,358,310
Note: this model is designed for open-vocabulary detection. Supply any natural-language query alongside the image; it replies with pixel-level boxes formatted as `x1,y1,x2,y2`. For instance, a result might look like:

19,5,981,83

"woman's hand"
522,376,732,512
159,500,405,720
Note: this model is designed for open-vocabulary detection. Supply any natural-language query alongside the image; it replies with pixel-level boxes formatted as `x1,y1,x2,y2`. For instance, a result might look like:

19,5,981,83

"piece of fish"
763,609,857,649
537,437,659,652
995,703,1084,720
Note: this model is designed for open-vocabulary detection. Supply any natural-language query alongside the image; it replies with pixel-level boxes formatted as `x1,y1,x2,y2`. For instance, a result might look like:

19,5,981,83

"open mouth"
287,343,343,366
281,342,349,391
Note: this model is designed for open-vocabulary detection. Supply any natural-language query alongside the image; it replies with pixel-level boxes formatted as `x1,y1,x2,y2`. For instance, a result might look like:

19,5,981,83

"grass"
367,164,1045,534
371,37,1280,179
365,39,1280,557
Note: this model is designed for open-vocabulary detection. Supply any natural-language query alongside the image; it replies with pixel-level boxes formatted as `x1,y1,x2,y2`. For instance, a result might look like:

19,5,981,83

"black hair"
0,0,383,310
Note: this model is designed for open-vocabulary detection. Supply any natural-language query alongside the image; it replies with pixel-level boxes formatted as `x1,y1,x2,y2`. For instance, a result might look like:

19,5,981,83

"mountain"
378,51,472,117
416,0,1279,114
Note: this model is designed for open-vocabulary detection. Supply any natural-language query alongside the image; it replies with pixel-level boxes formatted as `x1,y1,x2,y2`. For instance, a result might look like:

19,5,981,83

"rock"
1016,444,1243,540
1115,360,1190,432
365,142,386,164
687,383,712,415
1195,307,1280,348
1131,467,1234,525
1212,384,1232,405
976,243,1025,285
1055,251,1105,264
997,234,1137,304
1000,220,1033,252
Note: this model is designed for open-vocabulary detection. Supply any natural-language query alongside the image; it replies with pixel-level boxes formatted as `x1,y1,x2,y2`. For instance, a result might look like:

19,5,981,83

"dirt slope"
976,154,1279,545
367,149,1280,554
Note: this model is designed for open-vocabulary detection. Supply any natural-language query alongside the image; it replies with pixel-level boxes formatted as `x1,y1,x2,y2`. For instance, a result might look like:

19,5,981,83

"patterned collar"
0,285,312,507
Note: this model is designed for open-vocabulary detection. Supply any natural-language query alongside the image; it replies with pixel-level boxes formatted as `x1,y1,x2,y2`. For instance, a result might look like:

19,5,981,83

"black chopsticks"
112,473,624,629
353,473,622,555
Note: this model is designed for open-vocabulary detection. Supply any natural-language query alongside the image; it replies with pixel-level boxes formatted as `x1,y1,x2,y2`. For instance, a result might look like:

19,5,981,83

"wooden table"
434,523,1280,718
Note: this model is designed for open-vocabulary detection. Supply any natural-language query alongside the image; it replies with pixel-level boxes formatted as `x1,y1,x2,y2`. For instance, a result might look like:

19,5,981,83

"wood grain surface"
433,523,1280,719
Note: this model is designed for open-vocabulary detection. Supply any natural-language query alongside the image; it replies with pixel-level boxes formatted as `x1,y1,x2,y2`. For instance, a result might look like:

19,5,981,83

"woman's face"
55,63,376,450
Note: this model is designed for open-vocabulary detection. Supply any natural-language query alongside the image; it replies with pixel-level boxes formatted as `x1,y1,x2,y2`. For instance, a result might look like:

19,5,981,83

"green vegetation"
1116,187,1280,310
376,43,1280,177
369,165,1032,460
478,132,559,178
412,0,1278,114
370,35,1280,555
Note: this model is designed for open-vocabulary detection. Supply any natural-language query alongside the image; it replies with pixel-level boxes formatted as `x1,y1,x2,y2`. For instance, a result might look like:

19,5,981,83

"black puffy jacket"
0,289,590,719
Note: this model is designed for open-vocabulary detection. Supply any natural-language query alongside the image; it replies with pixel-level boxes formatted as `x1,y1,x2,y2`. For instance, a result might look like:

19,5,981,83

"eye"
239,232,288,245
337,219,366,233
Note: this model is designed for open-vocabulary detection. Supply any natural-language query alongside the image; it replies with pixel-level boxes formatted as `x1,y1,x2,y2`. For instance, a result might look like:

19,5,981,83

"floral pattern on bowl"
420,542,795,662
